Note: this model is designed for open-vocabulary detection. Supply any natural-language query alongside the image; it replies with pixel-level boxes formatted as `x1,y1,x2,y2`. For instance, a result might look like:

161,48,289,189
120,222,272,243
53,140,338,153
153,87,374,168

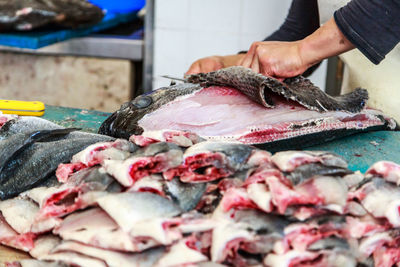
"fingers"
240,42,259,68
250,54,260,73
185,62,201,75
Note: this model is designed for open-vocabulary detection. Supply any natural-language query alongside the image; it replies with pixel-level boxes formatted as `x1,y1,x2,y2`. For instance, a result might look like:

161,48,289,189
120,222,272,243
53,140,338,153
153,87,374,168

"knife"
0,100,45,116
161,75,187,82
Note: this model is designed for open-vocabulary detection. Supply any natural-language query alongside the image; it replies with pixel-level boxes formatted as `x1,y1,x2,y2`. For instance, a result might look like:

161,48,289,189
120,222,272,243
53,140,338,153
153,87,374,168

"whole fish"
0,117,114,200
0,136,112,200
0,0,104,31
99,67,396,149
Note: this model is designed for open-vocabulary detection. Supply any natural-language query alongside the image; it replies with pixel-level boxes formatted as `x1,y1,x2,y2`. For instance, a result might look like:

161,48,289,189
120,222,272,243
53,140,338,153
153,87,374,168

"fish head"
99,84,202,139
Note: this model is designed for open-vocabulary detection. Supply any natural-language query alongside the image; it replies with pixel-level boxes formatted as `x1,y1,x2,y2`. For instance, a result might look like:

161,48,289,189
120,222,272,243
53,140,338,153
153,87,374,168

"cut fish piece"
165,142,256,183
54,208,149,252
0,198,60,235
104,143,183,187
0,113,17,129
0,199,39,234
354,178,400,227
71,139,137,166
6,260,68,267
0,214,35,251
36,167,121,219
97,192,182,232
366,161,400,185
271,151,348,172
211,222,254,263
130,130,204,147
155,238,208,266
52,241,165,267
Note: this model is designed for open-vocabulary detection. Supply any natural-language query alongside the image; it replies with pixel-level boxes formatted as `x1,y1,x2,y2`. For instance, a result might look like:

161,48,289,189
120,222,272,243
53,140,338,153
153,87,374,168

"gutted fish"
0,0,104,31
99,68,396,149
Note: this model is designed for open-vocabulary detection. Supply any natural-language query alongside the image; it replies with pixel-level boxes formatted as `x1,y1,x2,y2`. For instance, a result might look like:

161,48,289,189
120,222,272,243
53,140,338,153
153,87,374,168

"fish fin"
30,128,80,142
283,76,368,113
0,128,80,178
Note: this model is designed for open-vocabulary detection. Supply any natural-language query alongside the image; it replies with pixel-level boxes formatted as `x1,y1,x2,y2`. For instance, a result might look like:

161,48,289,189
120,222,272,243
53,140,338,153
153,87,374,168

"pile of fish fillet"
1,118,400,266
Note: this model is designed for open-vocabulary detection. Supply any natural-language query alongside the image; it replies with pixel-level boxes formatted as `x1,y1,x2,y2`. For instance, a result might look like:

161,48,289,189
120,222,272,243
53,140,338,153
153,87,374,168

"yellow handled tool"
0,100,45,116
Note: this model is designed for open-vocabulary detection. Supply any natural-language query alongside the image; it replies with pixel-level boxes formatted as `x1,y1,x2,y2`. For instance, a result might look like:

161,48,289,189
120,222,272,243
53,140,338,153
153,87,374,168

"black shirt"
263,0,400,65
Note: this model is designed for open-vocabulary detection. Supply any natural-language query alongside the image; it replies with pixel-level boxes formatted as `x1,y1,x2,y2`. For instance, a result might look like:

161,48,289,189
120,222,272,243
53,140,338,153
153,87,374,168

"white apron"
318,0,400,122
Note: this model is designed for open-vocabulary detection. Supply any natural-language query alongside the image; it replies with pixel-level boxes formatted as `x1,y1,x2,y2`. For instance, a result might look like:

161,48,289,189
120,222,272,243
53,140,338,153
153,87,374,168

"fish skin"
0,128,78,176
308,237,350,251
232,209,289,235
184,141,254,171
164,178,207,212
284,163,352,186
0,136,112,200
0,0,104,31
187,66,368,113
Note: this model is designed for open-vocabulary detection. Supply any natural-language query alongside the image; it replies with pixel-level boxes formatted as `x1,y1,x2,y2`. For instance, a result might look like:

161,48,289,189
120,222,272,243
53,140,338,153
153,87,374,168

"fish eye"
132,96,153,109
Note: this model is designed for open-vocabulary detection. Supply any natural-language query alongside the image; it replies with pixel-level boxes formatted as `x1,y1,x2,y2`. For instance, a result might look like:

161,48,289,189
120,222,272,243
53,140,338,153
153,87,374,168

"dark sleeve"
334,0,400,64
264,0,320,42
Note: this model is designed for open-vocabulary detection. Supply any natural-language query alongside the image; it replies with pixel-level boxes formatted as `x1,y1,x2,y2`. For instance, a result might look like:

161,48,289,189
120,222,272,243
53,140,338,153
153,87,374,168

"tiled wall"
153,0,327,90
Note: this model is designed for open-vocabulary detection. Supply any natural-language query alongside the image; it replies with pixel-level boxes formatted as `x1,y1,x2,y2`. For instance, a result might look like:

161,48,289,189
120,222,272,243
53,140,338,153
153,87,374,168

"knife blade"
161,75,187,82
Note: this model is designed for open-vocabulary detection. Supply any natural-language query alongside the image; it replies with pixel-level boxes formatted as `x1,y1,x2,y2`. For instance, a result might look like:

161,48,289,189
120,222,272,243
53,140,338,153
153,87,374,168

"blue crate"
89,0,145,13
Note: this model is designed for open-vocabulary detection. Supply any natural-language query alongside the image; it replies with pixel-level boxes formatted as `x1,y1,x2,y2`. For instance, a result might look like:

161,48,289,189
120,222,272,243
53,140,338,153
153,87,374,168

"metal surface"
143,0,155,93
0,35,143,61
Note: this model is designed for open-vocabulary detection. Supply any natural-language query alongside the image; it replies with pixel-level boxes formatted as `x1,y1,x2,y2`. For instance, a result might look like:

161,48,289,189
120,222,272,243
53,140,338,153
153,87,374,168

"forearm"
298,18,354,68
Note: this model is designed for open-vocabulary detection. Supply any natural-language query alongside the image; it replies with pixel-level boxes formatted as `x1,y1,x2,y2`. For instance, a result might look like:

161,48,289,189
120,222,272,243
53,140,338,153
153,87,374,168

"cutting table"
40,105,400,173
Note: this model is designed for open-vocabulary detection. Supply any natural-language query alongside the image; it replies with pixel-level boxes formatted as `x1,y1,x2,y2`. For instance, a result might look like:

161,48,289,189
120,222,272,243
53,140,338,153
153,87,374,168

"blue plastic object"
0,12,139,49
89,0,145,13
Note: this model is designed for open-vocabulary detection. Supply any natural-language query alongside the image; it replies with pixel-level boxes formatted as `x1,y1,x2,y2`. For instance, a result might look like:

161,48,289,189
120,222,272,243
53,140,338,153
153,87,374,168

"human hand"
186,54,245,75
239,41,312,79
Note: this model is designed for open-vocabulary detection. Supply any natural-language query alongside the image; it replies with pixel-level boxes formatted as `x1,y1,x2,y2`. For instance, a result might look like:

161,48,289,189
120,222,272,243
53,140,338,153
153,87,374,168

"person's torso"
318,0,400,122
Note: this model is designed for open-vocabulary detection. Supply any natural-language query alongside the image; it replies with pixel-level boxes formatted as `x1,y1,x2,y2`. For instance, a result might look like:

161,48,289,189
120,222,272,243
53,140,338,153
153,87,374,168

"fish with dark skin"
99,67,396,149
0,117,115,200
0,136,112,200
0,0,104,31
0,128,78,175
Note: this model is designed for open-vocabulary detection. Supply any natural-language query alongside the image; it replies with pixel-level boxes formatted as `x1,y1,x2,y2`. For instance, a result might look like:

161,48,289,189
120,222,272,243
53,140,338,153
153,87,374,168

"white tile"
153,29,188,78
240,0,292,35
155,0,189,30
185,31,240,69
188,0,241,33
238,34,266,51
